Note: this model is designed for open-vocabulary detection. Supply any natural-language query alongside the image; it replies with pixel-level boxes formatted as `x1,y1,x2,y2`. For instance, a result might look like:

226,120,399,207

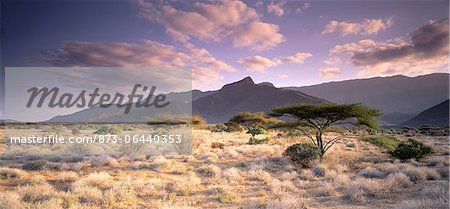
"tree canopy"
228,112,280,140
228,112,280,129
271,103,381,160
271,103,381,130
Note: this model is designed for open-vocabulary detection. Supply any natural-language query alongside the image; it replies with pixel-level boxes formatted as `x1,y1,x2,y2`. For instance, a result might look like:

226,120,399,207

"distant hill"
403,100,449,127
45,77,325,124
47,93,192,123
192,77,326,123
43,73,448,125
288,73,449,125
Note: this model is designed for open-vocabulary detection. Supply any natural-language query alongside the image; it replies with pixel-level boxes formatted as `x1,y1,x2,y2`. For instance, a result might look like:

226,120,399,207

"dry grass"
72,172,114,189
0,167,26,179
0,129,448,208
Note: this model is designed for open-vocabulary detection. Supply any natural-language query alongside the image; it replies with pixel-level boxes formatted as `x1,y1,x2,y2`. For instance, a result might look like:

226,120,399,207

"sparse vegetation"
223,122,244,132
0,167,26,179
22,160,47,171
0,126,447,208
363,135,400,152
94,126,121,135
247,136,270,145
71,128,81,135
210,124,228,132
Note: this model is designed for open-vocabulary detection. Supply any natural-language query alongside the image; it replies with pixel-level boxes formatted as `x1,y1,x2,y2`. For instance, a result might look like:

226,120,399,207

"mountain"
45,77,325,124
287,73,449,125
47,93,192,123
403,100,449,127
192,77,326,123
47,100,191,123
44,73,448,125
191,89,216,101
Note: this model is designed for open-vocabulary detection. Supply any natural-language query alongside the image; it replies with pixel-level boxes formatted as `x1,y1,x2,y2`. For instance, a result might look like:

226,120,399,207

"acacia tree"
271,103,381,160
228,112,280,140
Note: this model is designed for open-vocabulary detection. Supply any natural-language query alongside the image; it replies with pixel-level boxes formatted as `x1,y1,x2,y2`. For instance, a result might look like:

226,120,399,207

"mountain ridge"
287,73,449,125
404,100,449,127
192,77,327,123
42,73,449,126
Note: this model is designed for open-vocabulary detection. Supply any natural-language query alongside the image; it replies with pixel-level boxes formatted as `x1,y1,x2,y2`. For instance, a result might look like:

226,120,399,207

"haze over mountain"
44,77,325,124
287,73,449,125
47,101,192,124
43,73,448,126
192,77,326,123
404,100,449,127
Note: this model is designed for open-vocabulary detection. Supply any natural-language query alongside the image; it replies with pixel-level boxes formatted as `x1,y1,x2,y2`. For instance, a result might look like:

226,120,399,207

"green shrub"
247,137,270,145
363,135,400,152
283,143,320,168
94,126,121,135
246,127,268,136
391,138,433,160
78,123,97,130
22,160,47,170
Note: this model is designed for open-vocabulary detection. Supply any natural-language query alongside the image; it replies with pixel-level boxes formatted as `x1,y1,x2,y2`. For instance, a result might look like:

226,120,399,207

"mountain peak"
239,76,255,84
221,76,255,90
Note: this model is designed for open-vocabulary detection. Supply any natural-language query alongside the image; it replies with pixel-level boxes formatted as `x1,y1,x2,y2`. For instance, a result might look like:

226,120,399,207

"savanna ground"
0,124,448,209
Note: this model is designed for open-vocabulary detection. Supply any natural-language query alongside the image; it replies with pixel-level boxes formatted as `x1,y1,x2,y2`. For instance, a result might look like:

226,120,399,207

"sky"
1,0,449,118
4,67,192,122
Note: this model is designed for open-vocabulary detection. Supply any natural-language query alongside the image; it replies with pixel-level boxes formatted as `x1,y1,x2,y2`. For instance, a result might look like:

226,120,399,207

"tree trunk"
317,131,325,162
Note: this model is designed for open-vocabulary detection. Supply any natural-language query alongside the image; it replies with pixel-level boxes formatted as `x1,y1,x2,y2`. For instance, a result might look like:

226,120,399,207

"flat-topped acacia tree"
228,112,280,140
271,103,381,161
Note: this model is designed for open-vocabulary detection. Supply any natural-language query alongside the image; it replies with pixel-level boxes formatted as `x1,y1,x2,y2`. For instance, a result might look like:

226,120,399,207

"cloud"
326,19,449,77
322,18,393,36
278,52,313,64
267,1,286,17
296,2,310,14
352,19,448,66
237,55,279,72
137,0,284,51
232,22,285,51
319,68,341,78
238,52,312,72
45,40,236,89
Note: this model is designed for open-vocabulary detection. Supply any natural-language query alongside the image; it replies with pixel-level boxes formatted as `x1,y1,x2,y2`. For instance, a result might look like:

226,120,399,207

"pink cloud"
325,19,449,77
238,52,312,72
137,0,284,51
267,1,286,17
238,55,279,72
45,40,236,89
322,18,393,36
319,68,341,78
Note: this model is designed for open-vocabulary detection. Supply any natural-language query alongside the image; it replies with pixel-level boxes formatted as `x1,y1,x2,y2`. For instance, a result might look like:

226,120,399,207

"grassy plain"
0,125,448,208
